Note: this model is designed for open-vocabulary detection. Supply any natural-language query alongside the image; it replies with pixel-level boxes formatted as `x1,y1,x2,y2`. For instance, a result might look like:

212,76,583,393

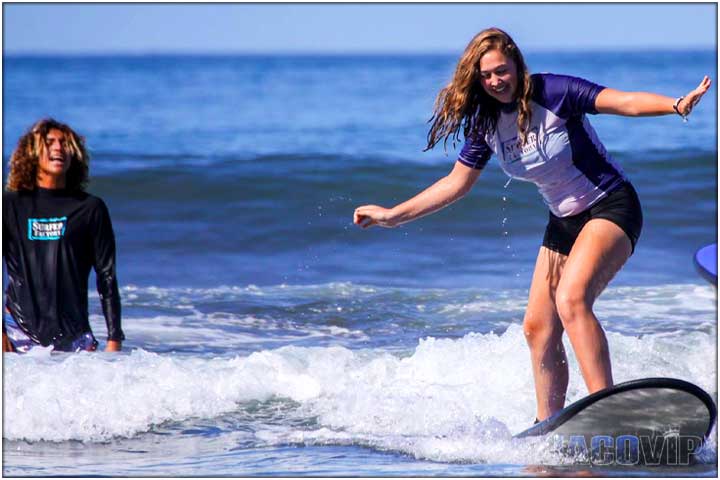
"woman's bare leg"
524,247,569,421
555,218,632,394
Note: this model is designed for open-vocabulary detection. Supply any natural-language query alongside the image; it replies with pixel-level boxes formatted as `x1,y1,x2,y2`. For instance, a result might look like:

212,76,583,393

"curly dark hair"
6,118,90,192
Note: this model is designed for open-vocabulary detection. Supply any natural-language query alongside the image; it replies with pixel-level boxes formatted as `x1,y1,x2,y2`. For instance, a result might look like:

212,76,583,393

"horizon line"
4,46,717,57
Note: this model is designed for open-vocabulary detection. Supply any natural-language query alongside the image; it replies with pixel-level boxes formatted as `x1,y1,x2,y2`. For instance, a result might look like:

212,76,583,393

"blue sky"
3,3,717,54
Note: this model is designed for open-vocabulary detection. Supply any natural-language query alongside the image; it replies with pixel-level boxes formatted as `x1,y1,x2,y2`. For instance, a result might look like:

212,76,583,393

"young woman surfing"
353,28,711,422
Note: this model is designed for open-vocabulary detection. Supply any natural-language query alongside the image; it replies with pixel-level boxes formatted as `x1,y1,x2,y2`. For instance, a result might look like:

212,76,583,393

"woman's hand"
678,76,712,116
353,205,398,229
595,75,712,117
353,161,481,230
3,331,16,353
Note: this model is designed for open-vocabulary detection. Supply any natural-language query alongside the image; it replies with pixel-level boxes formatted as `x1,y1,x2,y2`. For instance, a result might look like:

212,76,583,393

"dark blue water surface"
3,52,716,290
2,51,717,476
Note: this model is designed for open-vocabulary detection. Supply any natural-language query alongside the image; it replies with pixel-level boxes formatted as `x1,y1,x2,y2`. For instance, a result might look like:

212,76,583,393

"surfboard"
694,243,717,285
514,378,716,465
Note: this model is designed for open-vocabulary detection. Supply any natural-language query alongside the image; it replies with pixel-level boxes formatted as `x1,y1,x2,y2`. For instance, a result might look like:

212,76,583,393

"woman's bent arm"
354,161,481,229
595,76,711,117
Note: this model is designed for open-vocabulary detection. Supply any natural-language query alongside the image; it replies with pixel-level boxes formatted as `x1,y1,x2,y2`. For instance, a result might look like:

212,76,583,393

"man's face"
37,129,71,181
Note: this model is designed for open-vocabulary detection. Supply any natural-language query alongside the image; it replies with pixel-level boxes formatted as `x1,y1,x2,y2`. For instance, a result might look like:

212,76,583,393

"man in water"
3,118,124,352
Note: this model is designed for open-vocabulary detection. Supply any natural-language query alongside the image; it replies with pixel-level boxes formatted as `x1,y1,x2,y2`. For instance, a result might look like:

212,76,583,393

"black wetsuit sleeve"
3,193,10,263
2,195,11,314
92,199,125,342
2,201,6,329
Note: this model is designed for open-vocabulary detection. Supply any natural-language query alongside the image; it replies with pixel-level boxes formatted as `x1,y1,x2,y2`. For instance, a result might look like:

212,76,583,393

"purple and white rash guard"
458,73,627,217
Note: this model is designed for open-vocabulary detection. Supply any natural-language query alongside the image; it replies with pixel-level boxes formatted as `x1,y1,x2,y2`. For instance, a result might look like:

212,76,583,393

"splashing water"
501,177,522,278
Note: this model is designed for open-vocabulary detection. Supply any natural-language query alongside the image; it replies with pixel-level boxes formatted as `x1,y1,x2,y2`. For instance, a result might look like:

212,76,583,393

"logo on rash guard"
28,217,67,240
502,128,539,164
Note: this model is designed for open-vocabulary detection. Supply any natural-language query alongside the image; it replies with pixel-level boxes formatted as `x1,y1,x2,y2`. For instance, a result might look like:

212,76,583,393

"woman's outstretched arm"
353,161,481,229
595,76,711,117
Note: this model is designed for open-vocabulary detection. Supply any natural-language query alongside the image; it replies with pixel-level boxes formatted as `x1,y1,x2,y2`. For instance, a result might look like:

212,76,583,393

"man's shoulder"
79,192,112,219
3,188,28,205
3,189,19,200
74,190,105,206
80,190,100,202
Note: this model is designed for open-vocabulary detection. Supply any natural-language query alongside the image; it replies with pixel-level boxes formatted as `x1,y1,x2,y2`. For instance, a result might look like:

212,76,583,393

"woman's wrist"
672,96,684,114
672,96,688,122
388,206,404,226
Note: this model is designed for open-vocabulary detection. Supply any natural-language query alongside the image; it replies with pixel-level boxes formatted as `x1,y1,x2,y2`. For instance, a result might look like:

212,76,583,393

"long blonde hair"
426,28,533,150
6,118,90,192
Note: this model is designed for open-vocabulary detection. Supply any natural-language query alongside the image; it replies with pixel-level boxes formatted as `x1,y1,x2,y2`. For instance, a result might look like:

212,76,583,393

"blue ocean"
2,51,717,476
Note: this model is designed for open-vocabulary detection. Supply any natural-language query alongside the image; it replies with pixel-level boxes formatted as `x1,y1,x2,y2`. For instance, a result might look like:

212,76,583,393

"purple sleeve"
532,73,606,118
458,134,492,170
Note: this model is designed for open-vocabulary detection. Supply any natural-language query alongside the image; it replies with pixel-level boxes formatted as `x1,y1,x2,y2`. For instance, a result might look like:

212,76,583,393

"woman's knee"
555,285,592,327
523,312,563,347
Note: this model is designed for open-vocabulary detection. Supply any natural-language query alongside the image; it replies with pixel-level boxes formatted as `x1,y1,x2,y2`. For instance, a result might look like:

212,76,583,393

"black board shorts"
542,182,643,256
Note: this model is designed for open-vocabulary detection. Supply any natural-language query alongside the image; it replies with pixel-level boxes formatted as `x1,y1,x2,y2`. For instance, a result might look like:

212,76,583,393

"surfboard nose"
694,243,717,285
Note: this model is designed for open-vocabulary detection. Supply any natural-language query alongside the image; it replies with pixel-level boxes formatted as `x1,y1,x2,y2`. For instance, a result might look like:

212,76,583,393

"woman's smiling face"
479,49,518,104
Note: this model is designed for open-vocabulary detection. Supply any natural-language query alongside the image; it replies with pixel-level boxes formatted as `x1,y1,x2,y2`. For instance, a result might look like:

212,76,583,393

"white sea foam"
88,310,368,354
439,283,716,332
8,281,716,465
4,324,716,465
112,282,380,303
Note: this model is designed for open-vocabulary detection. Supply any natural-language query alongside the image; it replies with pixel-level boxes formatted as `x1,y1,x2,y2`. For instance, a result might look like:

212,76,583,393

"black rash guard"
3,187,124,349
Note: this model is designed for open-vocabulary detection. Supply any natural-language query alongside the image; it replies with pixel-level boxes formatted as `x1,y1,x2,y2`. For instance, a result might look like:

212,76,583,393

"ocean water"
2,51,717,476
